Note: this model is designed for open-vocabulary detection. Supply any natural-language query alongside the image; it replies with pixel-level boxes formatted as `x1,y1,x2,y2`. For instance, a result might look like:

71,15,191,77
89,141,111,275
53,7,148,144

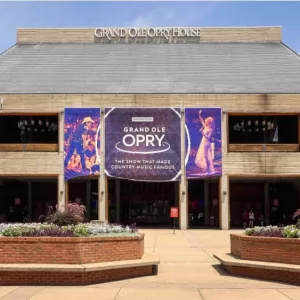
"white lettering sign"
94,28,201,41
115,126,169,154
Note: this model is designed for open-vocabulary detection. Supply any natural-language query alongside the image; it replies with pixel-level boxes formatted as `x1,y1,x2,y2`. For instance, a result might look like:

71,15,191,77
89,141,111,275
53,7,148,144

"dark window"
229,115,298,144
0,115,58,144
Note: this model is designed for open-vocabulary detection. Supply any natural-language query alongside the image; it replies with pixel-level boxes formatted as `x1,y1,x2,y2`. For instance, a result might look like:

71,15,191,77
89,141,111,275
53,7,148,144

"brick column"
98,109,107,222
220,110,229,229
180,108,187,229
58,111,65,211
220,175,229,229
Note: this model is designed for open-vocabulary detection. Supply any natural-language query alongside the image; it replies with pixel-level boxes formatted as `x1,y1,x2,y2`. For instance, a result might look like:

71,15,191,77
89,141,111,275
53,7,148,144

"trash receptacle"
210,216,215,227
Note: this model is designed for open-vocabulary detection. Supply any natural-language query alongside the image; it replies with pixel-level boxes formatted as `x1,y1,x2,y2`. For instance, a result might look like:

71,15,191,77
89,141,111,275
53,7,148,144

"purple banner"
64,108,101,181
105,108,181,181
185,108,222,178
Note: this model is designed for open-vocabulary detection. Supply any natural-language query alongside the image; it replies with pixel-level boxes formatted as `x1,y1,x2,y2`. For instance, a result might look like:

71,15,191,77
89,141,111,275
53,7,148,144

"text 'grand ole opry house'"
1,26,300,229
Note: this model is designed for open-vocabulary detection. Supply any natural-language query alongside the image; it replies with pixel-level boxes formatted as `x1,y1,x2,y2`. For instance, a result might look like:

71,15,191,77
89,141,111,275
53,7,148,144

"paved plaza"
0,229,299,300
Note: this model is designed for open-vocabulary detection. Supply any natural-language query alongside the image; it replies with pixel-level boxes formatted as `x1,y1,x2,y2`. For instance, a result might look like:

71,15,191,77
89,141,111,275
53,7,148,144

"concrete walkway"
1,229,299,300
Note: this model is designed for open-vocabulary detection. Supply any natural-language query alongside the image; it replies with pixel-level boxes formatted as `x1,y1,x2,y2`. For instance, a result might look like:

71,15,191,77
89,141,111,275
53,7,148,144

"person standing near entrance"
195,110,215,174
242,209,248,228
259,214,264,226
13,197,23,223
64,117,94,171
249,210,255,228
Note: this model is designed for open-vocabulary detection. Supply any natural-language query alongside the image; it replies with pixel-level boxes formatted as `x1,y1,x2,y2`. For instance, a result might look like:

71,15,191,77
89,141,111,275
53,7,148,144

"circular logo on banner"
105,108,181,181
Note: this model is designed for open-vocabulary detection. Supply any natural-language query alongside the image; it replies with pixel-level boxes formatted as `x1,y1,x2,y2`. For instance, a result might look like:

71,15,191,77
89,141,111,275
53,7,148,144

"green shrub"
244,228,255,236
73,224,89,237
282,225,300,238
2,226,25,236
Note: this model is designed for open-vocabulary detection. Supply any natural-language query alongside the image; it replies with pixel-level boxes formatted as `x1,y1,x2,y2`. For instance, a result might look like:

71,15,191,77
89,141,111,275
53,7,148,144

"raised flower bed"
231,225,300,265
214,224,300,286
0,223,144,264
0,222,159,285
231,233,300,265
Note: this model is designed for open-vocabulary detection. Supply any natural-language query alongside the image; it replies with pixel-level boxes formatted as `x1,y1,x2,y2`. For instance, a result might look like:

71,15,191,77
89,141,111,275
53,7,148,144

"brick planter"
0,266,155,286
231,234,300,265
222,265,300,286
0,234,144,264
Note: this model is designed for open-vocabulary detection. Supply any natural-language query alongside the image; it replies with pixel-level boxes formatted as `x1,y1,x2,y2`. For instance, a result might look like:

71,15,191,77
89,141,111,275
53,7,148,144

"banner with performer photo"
105,108,181,181
185,108,222,178
64,108,101,181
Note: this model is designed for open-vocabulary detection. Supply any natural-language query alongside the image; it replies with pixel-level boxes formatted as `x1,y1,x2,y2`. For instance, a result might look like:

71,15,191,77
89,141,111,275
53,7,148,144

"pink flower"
293,209,300,219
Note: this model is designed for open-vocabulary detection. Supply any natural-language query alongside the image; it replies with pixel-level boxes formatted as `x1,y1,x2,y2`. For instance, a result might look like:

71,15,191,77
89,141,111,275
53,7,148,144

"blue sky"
0,1,300,53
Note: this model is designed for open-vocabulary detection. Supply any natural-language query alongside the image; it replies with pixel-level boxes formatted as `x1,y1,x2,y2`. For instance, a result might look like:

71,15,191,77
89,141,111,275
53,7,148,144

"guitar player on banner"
64,117,95,172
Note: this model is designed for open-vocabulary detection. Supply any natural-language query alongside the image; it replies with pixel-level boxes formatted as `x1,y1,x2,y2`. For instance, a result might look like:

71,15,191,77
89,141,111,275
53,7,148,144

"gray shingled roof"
1,42,300,93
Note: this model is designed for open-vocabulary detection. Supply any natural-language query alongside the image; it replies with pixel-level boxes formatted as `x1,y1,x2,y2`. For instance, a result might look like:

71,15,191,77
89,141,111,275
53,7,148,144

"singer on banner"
195,110,216,175
185,108,222,179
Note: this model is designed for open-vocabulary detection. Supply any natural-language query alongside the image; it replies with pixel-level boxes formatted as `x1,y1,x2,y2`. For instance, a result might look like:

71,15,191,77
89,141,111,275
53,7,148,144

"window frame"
227,112,300,152
0,112,59,152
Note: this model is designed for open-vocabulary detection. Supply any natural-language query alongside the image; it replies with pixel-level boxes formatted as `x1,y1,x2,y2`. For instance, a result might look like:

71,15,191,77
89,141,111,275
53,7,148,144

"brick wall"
223,265,300,286
16,27,282,44
231,234,300,265
0,266,153,286
2,93,300,177
0,235,144,264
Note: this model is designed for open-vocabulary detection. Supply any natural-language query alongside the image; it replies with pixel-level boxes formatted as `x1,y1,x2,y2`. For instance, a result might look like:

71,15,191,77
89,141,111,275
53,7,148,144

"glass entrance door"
120,180,178,227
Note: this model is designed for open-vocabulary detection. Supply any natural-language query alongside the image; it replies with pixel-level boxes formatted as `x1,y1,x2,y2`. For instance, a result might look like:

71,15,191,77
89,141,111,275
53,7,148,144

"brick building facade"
1,27,300,229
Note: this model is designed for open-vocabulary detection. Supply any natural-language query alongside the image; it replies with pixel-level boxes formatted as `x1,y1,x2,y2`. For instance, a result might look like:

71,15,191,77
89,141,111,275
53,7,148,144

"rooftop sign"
94,28,201,43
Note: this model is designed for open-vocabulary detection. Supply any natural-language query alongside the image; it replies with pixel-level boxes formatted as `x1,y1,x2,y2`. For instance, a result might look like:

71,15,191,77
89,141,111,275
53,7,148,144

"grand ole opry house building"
1,26,300,230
